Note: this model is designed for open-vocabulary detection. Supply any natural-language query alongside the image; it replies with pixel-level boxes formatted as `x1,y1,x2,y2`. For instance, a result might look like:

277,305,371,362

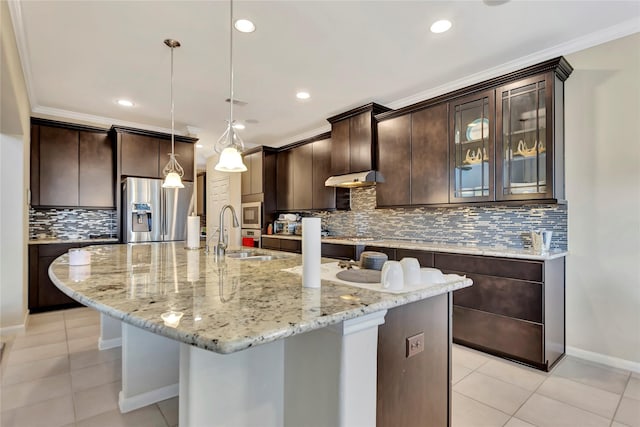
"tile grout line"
608,372,633,427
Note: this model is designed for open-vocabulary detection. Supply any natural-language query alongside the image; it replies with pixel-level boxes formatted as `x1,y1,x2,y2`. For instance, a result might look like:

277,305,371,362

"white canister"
381,261,404,291
399,257,421,286
68,248,91,266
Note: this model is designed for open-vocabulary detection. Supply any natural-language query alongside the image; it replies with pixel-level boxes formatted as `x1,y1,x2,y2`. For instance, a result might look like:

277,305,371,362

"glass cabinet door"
450,90,495,202
496,74,552,200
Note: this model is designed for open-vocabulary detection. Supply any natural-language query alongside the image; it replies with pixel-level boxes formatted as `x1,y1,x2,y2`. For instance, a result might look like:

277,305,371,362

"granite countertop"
49,242,471,355
29,238,119,245
262,234,566,261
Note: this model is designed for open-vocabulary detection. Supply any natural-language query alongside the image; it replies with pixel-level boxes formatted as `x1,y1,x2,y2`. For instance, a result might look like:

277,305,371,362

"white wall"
205,154,242,249
565,33,640,368
1,0,31,332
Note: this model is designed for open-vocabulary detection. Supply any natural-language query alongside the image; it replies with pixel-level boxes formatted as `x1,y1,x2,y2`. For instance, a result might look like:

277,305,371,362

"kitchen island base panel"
98,313,122,350
179,310,387,427
119,323,179,413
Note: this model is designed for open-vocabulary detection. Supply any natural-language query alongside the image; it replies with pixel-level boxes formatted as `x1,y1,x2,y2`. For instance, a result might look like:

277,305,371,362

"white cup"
421,267,446,284
400,257,421,286
381,261,404,291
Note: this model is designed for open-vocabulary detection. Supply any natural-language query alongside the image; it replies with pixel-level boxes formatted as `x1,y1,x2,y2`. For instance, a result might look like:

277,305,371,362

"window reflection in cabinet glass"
501,81,546,195
453,97,490,198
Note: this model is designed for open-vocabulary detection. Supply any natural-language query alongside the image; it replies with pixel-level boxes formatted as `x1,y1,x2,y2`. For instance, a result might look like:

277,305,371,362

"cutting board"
336,269,381,284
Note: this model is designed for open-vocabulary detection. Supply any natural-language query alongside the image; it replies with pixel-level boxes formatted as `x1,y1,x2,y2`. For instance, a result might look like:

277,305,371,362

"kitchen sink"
225,249,293,261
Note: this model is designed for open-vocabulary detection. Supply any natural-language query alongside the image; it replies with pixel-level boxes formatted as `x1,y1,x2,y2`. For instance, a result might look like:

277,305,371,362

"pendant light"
162,38,185,188
214,0,248,172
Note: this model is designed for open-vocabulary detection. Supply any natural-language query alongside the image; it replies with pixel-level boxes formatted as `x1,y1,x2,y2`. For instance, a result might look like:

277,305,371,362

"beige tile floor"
1,307,638,427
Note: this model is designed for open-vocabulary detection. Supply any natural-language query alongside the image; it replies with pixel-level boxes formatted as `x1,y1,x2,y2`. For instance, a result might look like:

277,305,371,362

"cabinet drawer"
38,243,79,257
453,306,543,364
321,243,356,260
261,237,280,251
396,249,434,267
280,239,301,253
435,253,543,282
453,274,542,323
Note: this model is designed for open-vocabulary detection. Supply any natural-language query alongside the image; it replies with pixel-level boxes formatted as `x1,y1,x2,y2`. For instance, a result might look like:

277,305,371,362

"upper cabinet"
327,103,391,175
377,103,449,207
375,56,572,208
241,147,278,230
241,150,264,196
113,126,197,182
30,119,114,208
450,90,496,203
496,72,566,201
275,133,342,212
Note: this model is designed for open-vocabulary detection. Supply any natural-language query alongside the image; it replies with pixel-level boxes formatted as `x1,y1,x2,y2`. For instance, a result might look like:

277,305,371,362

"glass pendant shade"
162,171,185,188
215,147,247,172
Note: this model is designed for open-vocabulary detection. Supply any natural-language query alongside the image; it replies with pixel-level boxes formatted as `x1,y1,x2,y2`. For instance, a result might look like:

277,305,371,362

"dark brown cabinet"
327,103,391,175
276,133,339,212
29,243,80,312
30,119,114,208
496,69,568,201
377,115,411,207
114,127,196,182
261,237,302,253
435,252,565,371
377,294,451,427
321,243,357,260
449,89,496,203
292,144,313,210
79,131,114,207
276,150,293,211
241,151,263,196
376,103,449,207
311,138,336,210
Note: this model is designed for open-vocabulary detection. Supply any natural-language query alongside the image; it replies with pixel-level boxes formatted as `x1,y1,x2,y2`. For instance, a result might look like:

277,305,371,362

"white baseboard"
0,311,29,336
118,383,179,413
566,346,640,374
98,337,122,351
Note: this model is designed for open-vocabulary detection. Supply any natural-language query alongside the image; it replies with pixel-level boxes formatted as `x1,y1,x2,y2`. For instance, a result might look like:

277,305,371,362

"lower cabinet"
29,244,81,312
29,242,117,313
377,293,451,427
261,236,301,254
321,243,357,260
434,252,565,371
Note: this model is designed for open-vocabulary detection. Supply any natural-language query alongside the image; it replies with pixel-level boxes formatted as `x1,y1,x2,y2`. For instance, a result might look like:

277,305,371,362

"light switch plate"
406,332,424,358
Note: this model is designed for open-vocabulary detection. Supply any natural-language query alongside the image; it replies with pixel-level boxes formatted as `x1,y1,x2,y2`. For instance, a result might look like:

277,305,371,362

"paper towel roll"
302,217,321,288
187,249,200,282
187,215,200,249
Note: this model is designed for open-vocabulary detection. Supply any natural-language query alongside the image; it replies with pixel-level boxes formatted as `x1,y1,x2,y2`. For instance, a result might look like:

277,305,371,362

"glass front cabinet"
450,90,495,203
496,68,568,202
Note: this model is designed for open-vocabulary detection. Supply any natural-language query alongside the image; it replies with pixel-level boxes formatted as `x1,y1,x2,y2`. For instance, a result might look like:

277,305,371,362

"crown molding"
388,18,640,110
7,0,37,108
31,105,186,136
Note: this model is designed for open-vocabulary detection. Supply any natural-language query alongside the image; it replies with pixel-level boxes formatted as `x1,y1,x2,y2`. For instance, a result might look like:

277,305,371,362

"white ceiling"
8,1,640,169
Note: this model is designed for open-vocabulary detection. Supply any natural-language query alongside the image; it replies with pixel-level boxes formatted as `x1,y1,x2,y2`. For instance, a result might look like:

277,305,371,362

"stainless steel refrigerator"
122,177,194,243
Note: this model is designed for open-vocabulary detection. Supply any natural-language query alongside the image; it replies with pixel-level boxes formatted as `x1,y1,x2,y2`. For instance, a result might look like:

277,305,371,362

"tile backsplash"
29,208,117,240
305,186,567,250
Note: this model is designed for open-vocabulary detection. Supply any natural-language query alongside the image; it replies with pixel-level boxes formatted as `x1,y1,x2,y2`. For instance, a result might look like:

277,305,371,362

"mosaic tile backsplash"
29,208,117,240
305,186,567,250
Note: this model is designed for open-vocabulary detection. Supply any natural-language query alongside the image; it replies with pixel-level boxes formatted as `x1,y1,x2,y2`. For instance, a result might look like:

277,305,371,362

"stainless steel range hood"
324,171,384,188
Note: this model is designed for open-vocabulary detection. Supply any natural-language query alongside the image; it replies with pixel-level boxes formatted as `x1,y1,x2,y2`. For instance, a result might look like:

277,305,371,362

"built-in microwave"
241,202,262,229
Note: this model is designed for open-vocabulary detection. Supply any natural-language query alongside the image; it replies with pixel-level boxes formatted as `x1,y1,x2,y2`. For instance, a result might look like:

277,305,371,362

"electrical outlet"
406,332,424,358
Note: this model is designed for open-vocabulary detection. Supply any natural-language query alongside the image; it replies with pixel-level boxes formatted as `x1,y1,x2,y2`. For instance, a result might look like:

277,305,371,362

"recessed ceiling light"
195,144,204,148
296,91,311,100
430,19,452,34
234,19,256,33
117,99,134,107
233,123,245,130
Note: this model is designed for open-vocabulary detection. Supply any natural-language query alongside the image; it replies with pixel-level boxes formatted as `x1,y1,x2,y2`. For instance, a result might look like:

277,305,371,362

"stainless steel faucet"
216,204,239,258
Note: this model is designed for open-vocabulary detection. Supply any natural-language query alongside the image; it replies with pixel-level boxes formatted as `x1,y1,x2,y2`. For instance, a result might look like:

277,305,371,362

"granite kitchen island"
49,242,471,427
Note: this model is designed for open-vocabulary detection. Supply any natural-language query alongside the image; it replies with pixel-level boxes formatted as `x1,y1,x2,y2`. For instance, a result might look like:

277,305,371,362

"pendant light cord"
171,43,176,156
228,0,234,132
